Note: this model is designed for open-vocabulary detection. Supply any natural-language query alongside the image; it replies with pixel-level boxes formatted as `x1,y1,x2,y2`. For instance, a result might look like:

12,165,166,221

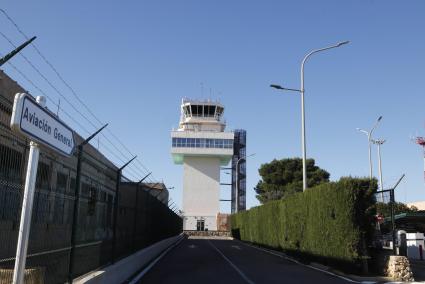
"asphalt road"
138,238,352,284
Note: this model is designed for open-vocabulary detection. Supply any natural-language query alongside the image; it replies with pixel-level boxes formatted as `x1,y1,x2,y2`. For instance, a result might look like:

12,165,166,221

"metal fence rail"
0,92,182,284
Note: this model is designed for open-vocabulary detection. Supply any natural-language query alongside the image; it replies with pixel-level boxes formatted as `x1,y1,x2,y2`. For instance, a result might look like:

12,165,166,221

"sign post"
12,98,42,284
10,93,74,284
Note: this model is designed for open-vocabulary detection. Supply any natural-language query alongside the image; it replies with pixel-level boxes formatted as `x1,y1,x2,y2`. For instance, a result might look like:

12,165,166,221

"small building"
382,212,425,260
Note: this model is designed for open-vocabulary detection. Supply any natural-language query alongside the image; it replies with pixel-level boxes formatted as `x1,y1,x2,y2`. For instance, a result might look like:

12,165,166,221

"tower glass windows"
172,138,233,149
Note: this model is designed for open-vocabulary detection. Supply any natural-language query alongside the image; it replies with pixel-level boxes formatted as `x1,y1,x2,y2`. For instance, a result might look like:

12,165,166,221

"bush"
231,177,377,273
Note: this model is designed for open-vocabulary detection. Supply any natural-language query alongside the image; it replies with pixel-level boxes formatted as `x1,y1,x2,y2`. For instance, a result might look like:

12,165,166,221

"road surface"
138,237,352,284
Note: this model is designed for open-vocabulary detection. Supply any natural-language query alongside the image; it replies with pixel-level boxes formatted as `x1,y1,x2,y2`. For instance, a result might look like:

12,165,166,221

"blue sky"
1,1,425,211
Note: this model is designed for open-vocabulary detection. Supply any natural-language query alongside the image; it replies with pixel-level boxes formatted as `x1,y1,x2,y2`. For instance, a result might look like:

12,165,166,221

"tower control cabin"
171,99,234,231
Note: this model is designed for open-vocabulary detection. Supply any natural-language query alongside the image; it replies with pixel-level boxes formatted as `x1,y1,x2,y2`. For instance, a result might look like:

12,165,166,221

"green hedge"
231,177,376,273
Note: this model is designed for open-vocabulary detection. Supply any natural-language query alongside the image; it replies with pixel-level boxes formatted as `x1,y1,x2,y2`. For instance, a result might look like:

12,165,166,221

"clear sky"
1,1,425,212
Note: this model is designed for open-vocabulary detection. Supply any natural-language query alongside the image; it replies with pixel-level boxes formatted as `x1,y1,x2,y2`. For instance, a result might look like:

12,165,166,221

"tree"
254,158,330,204
375,202,418,217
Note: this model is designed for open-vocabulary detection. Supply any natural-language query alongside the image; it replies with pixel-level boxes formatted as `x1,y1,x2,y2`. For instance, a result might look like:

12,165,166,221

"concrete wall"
183,156,220,230
216,213,231,231
74,234,183,284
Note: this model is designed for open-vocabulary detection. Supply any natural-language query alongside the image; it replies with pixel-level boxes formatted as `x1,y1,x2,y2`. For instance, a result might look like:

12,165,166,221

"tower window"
172,138,233,149
183,106,190,117
206,106,216,117
190,105,198,116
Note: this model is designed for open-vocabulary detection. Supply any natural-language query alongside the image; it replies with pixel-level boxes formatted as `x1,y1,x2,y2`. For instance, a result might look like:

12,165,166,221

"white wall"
406,233,425,260
183,215,216,231
183,156,220,230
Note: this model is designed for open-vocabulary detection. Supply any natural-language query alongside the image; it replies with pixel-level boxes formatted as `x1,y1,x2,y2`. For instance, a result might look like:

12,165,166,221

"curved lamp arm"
301,41,350,92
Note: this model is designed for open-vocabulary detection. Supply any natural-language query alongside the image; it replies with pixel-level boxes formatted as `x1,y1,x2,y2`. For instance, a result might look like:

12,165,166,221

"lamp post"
357,116,383,180
372,138,386,201
271,41,349,191
235,153,255,213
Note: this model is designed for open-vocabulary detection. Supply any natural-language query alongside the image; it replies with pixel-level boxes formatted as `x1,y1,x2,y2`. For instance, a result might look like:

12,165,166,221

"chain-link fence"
0,91,182,283
375,190,391,204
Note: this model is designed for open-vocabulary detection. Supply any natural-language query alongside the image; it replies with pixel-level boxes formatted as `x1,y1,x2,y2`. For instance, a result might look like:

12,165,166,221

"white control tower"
171,99,234,231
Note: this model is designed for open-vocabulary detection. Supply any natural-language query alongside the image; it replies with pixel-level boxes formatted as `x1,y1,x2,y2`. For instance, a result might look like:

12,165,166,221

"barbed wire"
0,54,92,136
0,10,161,184
1,8,158,182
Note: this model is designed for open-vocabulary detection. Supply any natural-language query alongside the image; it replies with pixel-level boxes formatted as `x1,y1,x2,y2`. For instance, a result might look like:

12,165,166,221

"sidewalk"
410,260,425,282
236,240,425,283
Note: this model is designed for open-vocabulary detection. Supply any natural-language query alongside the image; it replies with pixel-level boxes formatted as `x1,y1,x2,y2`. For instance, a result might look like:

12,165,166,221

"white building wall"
406,233,425,260
182,156,220,231
183,216,216,231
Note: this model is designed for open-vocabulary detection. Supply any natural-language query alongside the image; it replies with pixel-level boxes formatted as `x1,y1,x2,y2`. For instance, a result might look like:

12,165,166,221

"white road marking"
188,244,196,249
207,240,255,284
235,240,365,284
128,236,185,284
231,245,241,250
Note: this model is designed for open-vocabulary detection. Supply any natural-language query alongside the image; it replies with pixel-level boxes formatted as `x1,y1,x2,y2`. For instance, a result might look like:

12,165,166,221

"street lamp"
357,116,383,180
271,40,350,191
235,153,255,213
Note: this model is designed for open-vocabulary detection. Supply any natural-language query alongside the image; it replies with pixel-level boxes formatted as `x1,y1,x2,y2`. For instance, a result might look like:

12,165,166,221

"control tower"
171,99,234,231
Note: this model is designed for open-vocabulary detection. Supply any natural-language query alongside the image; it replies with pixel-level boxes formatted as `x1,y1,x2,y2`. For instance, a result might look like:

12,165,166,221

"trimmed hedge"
231,177,376,273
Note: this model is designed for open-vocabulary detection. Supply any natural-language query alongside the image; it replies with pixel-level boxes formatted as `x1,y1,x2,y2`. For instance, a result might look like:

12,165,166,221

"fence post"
139,183,157,246
111,156,136,263
132,184,139,252
68,124,107,283
132,173,151,251
375,174,405,256
0,36,36,67
390,189,396,255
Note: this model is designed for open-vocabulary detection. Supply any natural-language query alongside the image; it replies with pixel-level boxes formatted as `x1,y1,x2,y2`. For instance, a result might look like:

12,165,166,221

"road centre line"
207,240,255,284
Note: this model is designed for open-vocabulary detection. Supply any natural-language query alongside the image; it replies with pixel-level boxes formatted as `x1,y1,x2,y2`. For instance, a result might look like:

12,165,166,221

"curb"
127,234,185,283
74,234,185,284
